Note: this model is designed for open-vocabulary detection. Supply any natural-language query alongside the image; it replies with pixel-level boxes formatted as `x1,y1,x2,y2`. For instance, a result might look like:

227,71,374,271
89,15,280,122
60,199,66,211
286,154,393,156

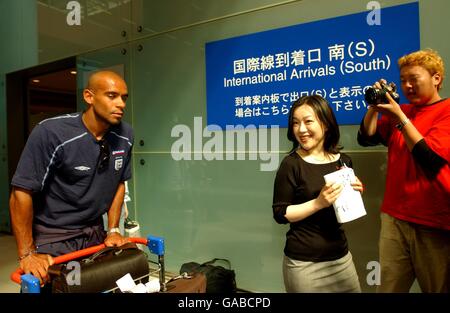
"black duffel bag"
48,243,149,293
179,258,236,293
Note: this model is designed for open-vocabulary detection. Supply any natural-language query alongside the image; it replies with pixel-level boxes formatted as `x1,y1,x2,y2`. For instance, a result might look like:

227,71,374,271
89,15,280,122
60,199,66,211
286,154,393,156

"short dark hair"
287,95,342,153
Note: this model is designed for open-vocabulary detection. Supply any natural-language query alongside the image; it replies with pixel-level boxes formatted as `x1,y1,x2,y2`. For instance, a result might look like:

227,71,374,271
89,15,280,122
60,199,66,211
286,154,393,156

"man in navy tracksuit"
9,70,133,285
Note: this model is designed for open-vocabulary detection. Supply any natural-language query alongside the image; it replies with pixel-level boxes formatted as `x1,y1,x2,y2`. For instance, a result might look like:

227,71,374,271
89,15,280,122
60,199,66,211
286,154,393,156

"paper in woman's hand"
324,167,367,223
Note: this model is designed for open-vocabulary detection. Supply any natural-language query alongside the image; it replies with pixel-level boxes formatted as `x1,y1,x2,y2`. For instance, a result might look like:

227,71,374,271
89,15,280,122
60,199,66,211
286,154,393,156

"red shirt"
377,98,450,230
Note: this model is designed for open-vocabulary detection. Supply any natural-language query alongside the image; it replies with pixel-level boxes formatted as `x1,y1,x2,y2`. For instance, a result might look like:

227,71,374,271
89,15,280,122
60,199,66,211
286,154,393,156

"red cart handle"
10,237,148,284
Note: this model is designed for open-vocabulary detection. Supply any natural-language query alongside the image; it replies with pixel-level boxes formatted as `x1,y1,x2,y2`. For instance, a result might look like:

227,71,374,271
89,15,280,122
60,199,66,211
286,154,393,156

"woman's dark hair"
287,95,342,153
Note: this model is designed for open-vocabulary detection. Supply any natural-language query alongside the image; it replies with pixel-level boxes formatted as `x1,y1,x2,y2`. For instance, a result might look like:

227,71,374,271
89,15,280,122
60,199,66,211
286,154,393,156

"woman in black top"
272,95,363,292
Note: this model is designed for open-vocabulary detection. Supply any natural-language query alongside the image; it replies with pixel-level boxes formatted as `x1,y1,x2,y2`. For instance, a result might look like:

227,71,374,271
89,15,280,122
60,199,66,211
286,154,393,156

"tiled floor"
0,233,21,293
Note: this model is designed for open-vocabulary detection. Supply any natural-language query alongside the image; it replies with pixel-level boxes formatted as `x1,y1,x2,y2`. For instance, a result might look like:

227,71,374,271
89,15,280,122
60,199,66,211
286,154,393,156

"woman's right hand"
316,182,343,209
20,253,54,286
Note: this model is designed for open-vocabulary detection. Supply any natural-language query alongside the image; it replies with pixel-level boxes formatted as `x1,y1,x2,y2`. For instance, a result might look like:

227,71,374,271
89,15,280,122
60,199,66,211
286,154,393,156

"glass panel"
130,0,295,40
38,0,132,63
134,153,287,292
342,151,387,293
0,0,38,74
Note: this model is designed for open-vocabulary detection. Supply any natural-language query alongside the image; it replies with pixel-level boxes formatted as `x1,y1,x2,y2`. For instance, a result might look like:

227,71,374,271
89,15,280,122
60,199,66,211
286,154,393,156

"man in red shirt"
358,49,449,292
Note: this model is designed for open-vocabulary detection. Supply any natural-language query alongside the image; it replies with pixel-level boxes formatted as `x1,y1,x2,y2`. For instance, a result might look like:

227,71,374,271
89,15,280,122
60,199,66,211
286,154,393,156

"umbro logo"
74,166,91,171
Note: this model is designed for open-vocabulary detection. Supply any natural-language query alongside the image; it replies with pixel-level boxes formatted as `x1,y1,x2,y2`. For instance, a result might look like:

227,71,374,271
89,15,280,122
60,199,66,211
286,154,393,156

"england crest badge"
114,157,123,171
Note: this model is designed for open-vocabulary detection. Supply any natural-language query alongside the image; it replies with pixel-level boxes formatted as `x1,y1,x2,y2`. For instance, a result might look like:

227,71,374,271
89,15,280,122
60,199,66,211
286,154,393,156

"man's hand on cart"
104,232,129,247
19,253,54,286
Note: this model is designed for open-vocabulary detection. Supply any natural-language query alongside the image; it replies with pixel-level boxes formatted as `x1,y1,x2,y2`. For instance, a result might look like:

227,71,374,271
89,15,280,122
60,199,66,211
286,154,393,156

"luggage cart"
10,235,166,293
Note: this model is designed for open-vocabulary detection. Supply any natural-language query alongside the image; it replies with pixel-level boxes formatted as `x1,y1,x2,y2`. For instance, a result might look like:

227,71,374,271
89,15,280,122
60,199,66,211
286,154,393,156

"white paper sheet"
323,167,367,223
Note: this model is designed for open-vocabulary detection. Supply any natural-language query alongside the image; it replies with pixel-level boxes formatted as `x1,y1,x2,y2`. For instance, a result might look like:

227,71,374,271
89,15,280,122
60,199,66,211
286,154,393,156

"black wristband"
395,117,410,131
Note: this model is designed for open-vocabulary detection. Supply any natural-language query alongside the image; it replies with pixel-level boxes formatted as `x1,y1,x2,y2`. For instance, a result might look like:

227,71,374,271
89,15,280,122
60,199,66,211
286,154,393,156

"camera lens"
364,87,385,105
364,83,400,105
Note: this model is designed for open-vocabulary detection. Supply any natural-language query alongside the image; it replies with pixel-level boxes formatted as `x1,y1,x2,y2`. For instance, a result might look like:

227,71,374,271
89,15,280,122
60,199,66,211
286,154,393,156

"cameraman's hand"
369,79,402,120
373,78,387,90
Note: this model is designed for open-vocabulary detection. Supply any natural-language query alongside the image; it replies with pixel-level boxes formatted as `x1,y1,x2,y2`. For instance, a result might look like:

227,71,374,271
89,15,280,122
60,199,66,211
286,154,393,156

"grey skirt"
283,251,361,293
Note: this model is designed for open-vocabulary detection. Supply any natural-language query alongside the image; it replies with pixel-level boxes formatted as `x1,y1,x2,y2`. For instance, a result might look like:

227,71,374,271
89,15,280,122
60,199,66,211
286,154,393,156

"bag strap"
84,242,139,263
201,258,232,269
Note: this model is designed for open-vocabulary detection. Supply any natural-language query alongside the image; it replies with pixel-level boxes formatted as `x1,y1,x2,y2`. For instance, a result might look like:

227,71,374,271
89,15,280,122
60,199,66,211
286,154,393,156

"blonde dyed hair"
398,49,445,90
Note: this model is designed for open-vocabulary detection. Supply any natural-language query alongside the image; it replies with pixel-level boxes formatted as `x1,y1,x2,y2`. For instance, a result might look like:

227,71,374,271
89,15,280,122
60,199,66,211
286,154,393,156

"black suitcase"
48,243,149,293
